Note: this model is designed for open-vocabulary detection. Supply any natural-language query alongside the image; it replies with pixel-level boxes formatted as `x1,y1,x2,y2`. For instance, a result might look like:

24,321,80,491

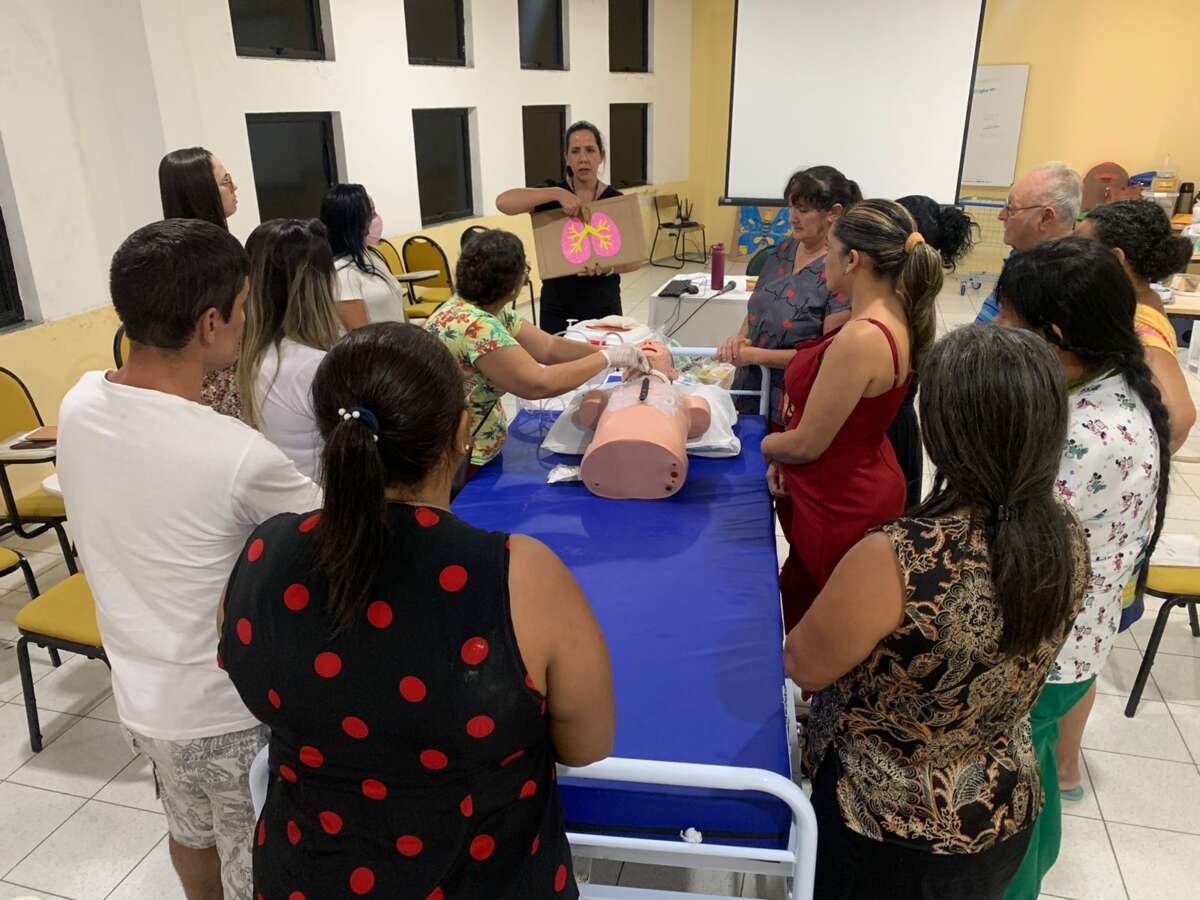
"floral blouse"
426,297,524,465
200,363,241,419
1050,370,1160,683
804,513,1087,853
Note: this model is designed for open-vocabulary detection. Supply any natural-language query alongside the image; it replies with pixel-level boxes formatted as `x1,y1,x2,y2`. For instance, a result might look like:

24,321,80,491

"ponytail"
896,240,942,371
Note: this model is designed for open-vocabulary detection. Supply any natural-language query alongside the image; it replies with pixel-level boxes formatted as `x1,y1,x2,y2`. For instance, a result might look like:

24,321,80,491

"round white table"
42,473,61,496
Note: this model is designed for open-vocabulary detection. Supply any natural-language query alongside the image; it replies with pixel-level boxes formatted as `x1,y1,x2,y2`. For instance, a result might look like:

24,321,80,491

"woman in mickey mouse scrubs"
497,120,643,336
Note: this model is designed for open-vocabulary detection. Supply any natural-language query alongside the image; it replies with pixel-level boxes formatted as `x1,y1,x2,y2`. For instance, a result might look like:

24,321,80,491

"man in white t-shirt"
57,220,322,900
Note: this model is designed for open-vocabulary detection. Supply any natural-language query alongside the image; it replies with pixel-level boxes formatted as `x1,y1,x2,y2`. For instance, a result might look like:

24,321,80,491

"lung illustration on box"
531,193,647,280
561,212,623,264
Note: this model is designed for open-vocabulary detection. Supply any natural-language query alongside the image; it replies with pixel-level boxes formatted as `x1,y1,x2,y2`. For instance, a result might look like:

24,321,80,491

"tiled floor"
0,266,1198,898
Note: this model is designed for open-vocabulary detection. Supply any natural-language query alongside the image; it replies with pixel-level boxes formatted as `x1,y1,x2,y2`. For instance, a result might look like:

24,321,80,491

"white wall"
0,0,692,323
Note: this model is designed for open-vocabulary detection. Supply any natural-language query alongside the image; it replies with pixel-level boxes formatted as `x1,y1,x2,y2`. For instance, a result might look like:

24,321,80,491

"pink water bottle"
710,243,725,291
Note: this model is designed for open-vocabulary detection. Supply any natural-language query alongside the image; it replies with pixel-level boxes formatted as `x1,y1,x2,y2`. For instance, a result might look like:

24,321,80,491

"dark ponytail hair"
915,325,1080,656
896,195,977,271
832,198,943,370
158,147,227,229
1084,199,1194,283
784,164,862,213
997,237,1171,602
310,323,466,632
564,120,605,179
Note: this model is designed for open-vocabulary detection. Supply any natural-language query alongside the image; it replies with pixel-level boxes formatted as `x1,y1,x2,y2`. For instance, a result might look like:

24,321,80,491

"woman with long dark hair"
761,199,944,629
787,325,1087,899
889,196,978,506
320,183,407,330
158,146,242,417
220,323,615,899
238,219,343,479
994,238,1169,899
496,121,642,334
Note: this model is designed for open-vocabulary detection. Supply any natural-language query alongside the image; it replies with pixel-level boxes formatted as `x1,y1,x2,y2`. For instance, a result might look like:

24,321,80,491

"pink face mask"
365,214,383,246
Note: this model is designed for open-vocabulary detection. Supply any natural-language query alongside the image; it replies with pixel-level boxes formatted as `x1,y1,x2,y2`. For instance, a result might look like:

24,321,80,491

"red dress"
778,319,909,629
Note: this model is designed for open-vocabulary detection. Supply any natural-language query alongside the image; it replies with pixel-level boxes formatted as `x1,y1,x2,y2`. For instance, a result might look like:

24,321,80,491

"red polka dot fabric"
219,505,578,898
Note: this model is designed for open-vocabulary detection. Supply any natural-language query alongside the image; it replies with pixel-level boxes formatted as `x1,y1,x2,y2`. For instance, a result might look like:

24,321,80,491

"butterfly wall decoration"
736,207,790,258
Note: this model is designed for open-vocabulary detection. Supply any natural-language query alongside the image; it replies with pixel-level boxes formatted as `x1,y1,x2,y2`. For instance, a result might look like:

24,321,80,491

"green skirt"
1003,677,1096,900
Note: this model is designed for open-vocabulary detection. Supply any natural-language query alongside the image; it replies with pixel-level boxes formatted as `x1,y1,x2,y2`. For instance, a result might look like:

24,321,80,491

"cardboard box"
530,193,647,280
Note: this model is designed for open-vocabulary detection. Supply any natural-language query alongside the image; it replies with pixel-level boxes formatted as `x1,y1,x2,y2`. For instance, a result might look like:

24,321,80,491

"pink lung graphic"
561,212,623,264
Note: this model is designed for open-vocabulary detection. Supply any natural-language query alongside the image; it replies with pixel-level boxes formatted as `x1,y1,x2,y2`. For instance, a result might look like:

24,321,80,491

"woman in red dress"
761,200,944,629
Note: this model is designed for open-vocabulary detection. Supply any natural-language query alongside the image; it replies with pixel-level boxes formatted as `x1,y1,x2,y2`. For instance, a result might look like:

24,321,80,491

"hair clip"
337,406,380,442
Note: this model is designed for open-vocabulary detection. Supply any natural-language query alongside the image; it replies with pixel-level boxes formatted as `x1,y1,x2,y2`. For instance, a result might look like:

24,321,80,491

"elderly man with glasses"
975,162,1083,323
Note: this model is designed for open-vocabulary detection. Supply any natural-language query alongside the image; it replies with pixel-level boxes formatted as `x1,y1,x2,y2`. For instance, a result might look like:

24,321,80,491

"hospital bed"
454,350,816,899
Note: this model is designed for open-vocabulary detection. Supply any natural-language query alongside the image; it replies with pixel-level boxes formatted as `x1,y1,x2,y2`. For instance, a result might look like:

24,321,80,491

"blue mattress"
453,411,791,849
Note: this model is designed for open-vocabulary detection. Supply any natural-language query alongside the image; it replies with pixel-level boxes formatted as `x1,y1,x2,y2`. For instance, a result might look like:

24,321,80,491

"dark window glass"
228,0,325,59
0,204,23,329
405,0,466,66
522,105,566,188
518,0,564,70
609,103,648,188
609,0,649,72
412,108,474,225
245,113,338,221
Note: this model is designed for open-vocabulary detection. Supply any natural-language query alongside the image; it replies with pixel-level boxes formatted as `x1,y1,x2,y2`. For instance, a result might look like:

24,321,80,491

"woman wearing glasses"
158,147,243,417
425,230,648,480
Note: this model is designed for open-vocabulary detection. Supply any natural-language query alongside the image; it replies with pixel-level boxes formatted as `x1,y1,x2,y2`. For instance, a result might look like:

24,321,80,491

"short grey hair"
1031,162,1083,225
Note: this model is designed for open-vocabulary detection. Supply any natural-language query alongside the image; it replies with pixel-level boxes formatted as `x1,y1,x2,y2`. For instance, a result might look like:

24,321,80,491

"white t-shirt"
56,371,323,741
335,250,407,324
254,338,326,480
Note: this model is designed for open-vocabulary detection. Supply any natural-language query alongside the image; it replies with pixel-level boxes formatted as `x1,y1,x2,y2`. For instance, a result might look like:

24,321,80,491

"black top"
220,504,578,899
534,180,623,332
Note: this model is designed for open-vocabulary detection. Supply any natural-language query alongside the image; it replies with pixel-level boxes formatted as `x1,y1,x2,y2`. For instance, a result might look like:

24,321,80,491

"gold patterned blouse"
803,512,1087,854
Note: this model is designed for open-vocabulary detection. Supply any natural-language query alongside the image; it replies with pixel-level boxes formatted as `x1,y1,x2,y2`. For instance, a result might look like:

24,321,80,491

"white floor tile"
1130,610,1200,659
1143,652,1200,706
0,703,80,780
94,755,162,814
5,800,164,900
0,554,65,594
8,717,134,798
0,882,71,899
618,861,743,895
1113,627,1137,650
0,643,57,704
1166,703,1200,761
1041,814,1125,900
1062,753,1103,821
83,694,120,723
22,656,111,717
1084,749,1200,833
0,782,84,876
1096,647,1160,702
1108,822,1200,900
1081,694,1191,762
106,837,186,900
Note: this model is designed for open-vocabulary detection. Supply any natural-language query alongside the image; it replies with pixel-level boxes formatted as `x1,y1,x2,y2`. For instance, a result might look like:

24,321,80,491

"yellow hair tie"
905,232,926,253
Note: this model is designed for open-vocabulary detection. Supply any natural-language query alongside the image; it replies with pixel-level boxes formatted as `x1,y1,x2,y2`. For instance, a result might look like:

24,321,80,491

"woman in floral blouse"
994,238,1170,899
425,230,647,481
786,324,1087,899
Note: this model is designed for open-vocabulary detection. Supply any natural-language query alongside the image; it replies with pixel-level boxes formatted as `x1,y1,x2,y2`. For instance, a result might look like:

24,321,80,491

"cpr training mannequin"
574,342,711,499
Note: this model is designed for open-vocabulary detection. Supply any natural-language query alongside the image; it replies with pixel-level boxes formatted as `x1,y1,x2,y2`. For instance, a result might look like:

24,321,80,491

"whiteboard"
961,65,1030,187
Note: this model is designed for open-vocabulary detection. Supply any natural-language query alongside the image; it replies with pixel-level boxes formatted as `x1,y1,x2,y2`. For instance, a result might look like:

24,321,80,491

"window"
609,103,648,188
412,108,474,225
228,0,326,59
0,205,22,328
405,0,466,67
522,105,566,188
245,113,338,221
518,0,564,70
609,0,649,73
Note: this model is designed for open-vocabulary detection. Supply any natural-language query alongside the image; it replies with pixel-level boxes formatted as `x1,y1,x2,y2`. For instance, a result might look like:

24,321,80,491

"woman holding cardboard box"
497,121,642,336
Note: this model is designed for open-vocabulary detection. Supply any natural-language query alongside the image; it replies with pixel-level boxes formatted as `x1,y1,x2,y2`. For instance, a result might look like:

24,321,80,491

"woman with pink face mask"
320,184,407,330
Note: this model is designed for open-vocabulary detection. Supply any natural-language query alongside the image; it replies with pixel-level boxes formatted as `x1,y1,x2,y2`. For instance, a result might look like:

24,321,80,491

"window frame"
228,0,327,61
518,0,565,71
609,0,650,73
405,0,468,67
412,107,476,226
609,102,649,189
244,111,339,221
521,104,567,188
0,203,23,329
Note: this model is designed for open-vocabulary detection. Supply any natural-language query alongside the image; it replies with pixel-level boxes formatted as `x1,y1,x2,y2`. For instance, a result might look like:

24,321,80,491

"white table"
647,275,753,346
0,431,56,464
394,269,439,285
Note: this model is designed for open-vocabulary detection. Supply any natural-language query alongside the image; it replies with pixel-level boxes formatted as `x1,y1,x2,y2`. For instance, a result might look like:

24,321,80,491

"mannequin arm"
684,395,711,439
575,390,611,431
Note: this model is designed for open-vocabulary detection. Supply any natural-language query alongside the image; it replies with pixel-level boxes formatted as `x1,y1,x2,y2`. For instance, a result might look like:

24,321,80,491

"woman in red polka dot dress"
219,323,615,899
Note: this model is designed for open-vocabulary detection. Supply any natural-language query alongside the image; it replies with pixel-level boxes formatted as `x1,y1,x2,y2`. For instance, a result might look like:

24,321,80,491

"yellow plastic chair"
374,238,441,320
1125,565,1200,717
0,367,76,573
14,571,107,751
372,239,404,276
401,235,455,319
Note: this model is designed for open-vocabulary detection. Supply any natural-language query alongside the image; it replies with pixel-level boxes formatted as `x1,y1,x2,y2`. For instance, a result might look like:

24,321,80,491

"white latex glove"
600,345,651,374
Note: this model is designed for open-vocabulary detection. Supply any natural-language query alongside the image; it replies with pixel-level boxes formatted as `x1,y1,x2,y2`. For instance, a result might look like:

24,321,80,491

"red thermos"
710,243,725,291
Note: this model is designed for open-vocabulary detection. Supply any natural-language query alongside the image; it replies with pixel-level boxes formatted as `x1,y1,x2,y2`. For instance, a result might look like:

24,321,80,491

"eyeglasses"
1001,201,1046,217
